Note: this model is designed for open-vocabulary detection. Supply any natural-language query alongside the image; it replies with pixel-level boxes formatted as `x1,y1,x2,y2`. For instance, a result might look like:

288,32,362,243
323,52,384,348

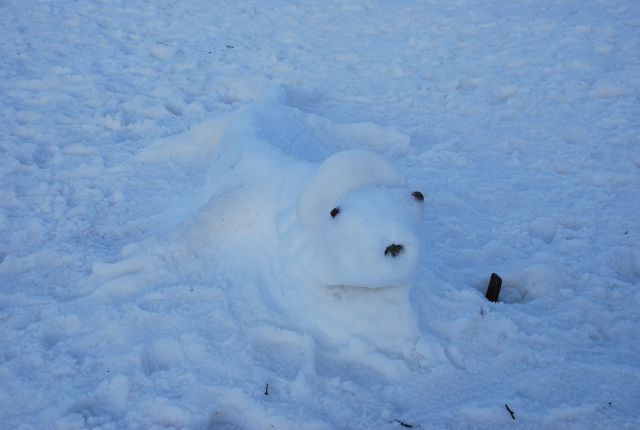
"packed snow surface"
1,1,639,429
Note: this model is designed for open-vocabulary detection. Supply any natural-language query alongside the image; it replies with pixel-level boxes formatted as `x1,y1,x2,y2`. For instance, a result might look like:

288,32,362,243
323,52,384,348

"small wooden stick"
485,273,502,302
264,384,269,396
394,419,414,428
505,404,516,420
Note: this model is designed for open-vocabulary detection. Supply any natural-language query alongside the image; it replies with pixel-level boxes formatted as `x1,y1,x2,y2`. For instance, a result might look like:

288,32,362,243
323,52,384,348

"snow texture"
1,1,639,429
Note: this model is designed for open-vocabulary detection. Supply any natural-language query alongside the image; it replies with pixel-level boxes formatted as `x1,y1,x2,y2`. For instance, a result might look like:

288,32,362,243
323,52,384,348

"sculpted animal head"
283,150,424,288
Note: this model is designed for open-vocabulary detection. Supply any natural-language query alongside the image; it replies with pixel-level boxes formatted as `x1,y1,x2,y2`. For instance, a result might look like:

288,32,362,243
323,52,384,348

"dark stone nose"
384,244,403,257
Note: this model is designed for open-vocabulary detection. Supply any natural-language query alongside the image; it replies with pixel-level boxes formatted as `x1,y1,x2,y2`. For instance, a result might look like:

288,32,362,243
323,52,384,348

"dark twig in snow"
505,404,516,420
264,384,269,396
485,273,502,302
394,418,414,428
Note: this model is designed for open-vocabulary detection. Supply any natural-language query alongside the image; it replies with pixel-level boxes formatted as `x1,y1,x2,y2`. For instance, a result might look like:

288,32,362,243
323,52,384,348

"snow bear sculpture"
198,100,424,348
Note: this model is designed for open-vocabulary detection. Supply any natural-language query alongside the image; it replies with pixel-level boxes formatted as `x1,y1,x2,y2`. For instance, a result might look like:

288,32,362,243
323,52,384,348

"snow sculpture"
199,97,424,348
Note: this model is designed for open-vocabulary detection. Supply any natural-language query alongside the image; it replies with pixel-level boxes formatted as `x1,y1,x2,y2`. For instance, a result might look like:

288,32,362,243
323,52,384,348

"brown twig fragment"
505,404,516,420
394,418,414,428
486,273,502,302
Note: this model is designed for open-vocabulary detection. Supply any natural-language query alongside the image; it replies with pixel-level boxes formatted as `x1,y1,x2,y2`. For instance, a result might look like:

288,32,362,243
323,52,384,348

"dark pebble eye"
412,191,424,202
330,207,340,218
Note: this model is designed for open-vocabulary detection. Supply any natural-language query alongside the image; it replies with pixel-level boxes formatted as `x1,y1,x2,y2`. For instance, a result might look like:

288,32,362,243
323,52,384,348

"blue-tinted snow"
1,1,638,429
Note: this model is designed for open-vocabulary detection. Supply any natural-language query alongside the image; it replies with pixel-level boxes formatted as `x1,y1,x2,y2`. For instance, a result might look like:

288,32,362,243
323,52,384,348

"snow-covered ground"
1,1,639,428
